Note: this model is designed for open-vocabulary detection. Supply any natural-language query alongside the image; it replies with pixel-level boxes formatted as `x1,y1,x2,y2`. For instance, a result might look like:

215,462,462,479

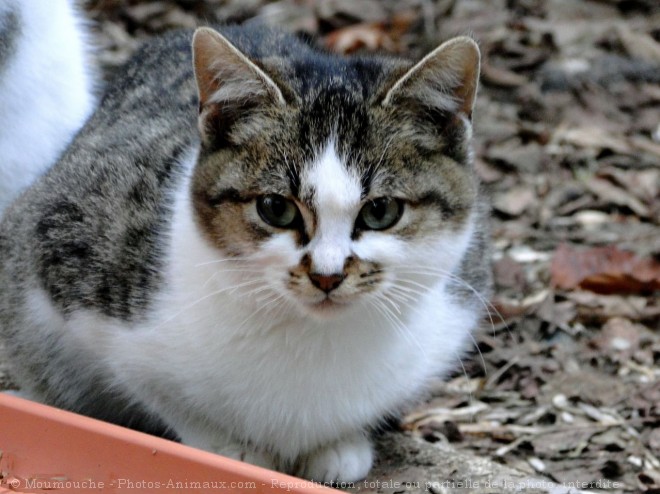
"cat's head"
189,27,480,319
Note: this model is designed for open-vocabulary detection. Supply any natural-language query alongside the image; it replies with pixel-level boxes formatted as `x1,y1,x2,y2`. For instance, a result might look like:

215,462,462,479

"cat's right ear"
192,27,286,147
381,36,480,120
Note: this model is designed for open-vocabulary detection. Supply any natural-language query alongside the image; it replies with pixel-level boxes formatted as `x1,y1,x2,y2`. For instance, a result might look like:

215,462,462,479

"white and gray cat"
0,23,491,482
0,0,95,213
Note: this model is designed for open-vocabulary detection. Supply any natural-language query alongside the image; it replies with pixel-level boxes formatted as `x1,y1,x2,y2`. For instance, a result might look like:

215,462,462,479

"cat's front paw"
298,435,373,483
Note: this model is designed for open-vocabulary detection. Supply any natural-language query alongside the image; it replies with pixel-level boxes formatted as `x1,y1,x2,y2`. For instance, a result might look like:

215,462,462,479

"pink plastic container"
0,393,338,494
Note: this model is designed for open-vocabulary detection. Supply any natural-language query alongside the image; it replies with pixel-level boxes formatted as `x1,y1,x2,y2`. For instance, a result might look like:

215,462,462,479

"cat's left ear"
192,27,286,146
382,36,480,120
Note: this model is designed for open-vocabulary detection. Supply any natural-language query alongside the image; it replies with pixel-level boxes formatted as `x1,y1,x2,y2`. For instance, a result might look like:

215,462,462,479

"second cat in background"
0,0,95,213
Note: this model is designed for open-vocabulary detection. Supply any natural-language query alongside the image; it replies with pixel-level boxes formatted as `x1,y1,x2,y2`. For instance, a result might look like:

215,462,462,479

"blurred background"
81,0,660,490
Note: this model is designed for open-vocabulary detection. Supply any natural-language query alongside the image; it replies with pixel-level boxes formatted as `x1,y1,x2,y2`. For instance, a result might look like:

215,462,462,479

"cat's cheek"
251,232,302,267
249,233,308,299
420,222,476,272
351,234,407,265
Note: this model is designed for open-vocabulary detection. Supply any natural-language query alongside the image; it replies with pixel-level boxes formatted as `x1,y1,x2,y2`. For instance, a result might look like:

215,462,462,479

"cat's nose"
308,272,345,293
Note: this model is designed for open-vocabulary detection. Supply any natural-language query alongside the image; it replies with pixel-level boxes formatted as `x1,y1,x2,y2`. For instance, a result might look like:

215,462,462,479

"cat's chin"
304,297,353,319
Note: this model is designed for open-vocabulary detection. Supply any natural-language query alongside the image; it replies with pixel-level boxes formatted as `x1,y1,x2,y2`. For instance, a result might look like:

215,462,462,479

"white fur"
304,142,362,275
50,141,479,482
297,433,373,483
0,0,95,213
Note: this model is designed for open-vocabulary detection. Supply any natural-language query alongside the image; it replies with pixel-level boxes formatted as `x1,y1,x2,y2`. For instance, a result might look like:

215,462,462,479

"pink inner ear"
192,28,285,111
382,37,480,118
192,28,287,147
192,29,225,108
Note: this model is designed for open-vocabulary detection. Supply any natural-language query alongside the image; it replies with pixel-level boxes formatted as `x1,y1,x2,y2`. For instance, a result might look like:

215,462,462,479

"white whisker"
379,292,402,315
194,257,250,268
387,278,488,377
386,287,417,305
394,265,506,338
370,294,426,359
233,291,287,334
201,268,264,290
154,278,264,330
452,350,475,403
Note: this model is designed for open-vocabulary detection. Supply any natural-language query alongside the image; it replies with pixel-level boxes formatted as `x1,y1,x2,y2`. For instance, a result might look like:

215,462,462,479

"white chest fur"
98,151,479,462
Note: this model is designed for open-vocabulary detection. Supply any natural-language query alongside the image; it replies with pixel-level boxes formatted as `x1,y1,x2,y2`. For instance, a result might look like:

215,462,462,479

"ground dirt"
2,0,658,492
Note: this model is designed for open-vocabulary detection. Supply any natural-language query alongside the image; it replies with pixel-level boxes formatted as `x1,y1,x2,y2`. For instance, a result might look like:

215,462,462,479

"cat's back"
2,24,317,231
3,24,315,227
0,25,314,320
0,28,197,321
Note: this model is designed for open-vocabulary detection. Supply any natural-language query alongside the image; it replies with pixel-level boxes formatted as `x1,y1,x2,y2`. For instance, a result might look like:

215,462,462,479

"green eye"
256,194,299,228
358,197,403,231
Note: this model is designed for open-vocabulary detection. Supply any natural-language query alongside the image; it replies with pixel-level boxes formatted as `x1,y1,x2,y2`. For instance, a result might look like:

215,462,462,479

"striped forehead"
302,141,362,215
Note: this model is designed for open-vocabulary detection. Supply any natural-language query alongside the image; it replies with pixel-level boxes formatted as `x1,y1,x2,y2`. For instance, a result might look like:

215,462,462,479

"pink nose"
308,273,345,293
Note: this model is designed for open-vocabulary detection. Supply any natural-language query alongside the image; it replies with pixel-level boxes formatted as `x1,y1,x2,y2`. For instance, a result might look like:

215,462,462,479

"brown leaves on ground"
324,11,417,54
551,244,660,295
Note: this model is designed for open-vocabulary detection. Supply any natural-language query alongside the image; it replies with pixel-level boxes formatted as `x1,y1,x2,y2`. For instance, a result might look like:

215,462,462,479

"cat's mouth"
307,296,350,314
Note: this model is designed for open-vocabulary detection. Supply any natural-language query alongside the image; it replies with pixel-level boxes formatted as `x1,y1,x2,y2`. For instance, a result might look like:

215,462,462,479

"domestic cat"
0,24,490,482
0,0,95,213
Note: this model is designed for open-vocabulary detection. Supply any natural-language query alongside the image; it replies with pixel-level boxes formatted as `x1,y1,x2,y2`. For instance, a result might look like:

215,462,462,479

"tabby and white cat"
0,0,95,213
0,25,490,482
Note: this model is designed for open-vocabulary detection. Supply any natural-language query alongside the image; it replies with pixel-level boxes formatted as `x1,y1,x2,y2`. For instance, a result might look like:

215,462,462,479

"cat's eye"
256,194,300,228
357,197,403,231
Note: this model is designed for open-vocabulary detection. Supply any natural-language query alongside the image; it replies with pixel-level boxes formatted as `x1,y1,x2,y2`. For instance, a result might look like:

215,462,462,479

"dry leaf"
615,25,660,64
565,291,656,322
530,429,593,456
325,22,395,53
490,290,551,320
551,243,660,294
589,317,647,359
552,125,636,155
585,177,650,217
536,299,577,329
598,167,659,205
324,12,415,54
481,62,528,87
316,0,387,24
493,255,527,290
493,185,537,217
648,428,660,453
